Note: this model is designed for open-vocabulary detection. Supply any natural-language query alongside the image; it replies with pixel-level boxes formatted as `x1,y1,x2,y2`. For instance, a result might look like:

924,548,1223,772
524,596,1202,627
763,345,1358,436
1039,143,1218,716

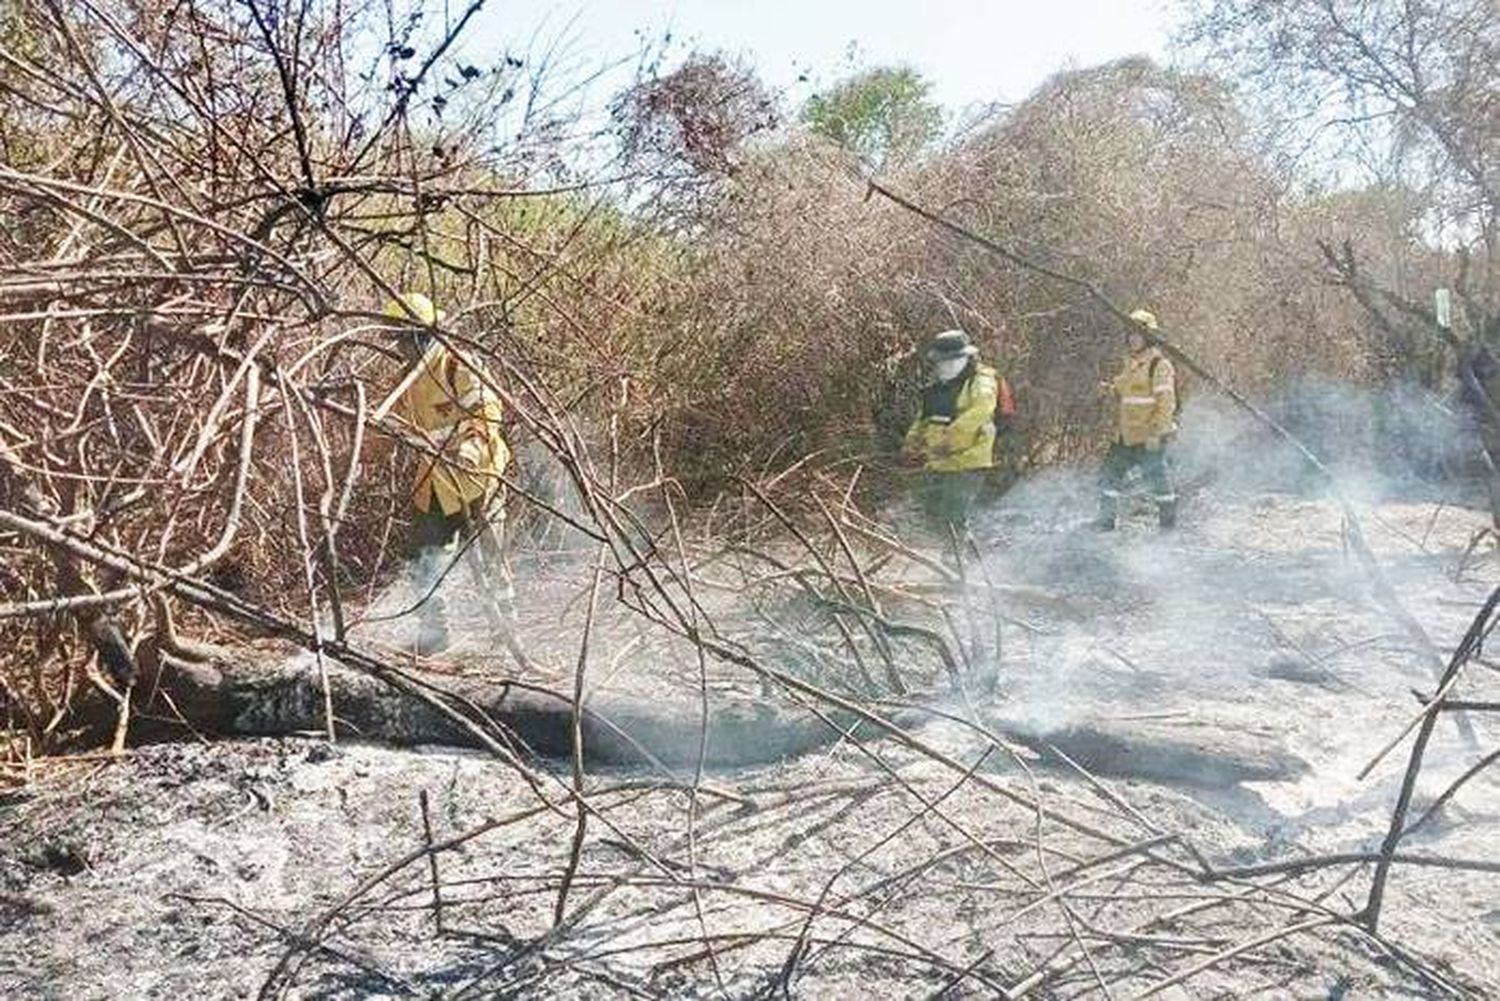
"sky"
465,0,1181,116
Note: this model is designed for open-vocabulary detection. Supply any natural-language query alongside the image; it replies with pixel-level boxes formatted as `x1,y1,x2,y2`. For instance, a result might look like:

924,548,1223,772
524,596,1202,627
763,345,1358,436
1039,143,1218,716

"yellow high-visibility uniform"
904,364,1000,472
396,340,510,516
1111,349,1176,447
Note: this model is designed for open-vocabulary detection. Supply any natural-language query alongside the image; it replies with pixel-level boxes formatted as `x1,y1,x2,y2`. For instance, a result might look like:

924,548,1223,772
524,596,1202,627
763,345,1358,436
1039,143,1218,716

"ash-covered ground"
4,413,1500,999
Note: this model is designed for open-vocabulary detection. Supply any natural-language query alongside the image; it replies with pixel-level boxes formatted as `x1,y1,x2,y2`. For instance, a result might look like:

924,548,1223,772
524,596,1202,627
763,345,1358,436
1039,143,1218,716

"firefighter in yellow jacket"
1097,309,1177,530
385,292,511,654
902,329,1006,535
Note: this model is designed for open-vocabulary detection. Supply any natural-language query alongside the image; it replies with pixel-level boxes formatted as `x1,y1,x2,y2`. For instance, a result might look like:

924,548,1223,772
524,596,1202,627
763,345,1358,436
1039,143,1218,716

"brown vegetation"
1,0,1498,995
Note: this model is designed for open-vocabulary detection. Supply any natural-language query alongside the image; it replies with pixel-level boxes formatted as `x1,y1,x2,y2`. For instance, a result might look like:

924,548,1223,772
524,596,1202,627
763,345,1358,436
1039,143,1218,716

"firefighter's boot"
1093,494,1117,532
1157,497,1177,531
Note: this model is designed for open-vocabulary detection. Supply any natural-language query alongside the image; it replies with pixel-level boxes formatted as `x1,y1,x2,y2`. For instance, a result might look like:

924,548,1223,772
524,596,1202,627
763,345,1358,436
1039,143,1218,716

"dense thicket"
1,0,1494,748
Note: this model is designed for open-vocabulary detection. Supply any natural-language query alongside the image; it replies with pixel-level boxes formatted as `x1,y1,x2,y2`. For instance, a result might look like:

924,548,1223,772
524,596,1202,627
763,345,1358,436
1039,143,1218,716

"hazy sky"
467,0,1180,114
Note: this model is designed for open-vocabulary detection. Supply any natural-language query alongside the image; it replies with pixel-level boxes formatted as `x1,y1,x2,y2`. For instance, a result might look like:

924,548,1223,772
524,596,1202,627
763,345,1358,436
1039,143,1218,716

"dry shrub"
638,57,1444,490
0,3,1469,757
637,140,924,489
0,0,685,744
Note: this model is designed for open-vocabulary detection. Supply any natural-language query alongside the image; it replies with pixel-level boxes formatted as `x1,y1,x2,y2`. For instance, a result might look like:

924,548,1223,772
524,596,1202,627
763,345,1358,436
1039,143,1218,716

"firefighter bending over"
386,292,511,655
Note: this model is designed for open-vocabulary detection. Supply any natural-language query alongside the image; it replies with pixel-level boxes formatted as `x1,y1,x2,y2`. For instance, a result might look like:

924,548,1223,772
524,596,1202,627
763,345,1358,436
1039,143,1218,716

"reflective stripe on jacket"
1112,348,1176,446
904,364,999,472
396,340,510,516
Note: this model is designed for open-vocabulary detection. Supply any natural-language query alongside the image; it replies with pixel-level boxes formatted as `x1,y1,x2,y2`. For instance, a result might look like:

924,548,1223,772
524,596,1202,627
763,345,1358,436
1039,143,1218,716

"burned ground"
3,463,1498,1000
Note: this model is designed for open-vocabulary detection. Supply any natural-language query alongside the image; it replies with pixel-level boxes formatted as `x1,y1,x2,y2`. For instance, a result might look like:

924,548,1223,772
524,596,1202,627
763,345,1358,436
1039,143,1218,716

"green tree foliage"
800,66,943,169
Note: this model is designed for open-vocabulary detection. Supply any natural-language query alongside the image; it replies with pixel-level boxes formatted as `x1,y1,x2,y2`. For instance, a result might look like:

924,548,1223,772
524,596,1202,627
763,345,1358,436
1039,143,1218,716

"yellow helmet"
384,291,444,326
1128,308,1159,330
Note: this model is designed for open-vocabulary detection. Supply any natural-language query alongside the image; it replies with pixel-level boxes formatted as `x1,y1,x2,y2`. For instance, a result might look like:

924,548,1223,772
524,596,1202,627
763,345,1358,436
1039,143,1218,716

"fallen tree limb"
1363,582,1500,932
3,502,1311,788
1211,850,1500,880
1128,915,1336,1000
1402,743,1500,837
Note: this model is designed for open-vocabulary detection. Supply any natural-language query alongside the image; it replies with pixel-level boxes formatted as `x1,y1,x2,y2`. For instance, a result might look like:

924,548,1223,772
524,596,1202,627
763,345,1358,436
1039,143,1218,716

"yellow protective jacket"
395,340,510,516
1111,348,1177,447
904,364,999,472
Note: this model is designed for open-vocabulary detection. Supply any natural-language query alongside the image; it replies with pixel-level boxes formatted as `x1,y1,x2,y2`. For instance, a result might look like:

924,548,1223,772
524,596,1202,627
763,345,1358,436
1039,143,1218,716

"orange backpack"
996,375,1017,419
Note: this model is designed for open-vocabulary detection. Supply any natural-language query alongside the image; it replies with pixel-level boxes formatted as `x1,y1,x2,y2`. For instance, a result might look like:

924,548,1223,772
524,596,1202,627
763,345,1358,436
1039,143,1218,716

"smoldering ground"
329,381,1495,804
4,382,1497,999
961,385,1495,819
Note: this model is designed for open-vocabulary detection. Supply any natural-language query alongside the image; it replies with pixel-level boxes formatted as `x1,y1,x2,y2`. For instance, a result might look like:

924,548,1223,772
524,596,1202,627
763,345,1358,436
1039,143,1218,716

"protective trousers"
921,469,984,538
409,495,522,659
1097,443,1175,529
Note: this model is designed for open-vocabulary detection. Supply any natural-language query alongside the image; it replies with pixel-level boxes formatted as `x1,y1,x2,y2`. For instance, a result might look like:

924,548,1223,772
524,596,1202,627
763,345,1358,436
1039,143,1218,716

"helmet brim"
925,344,978,362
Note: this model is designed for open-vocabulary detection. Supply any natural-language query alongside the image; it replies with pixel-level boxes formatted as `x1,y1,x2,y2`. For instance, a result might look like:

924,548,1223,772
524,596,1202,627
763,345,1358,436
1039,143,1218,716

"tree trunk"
56,645,1312,786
